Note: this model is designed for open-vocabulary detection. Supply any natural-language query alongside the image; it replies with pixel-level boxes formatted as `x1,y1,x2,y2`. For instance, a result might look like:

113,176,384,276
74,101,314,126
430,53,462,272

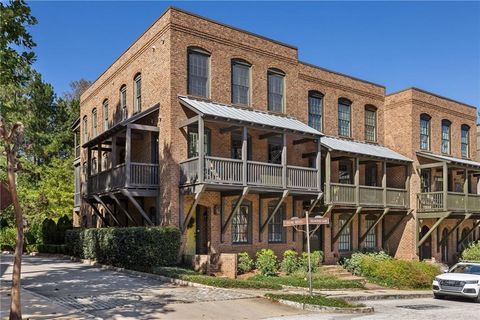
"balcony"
418,192,480,213
180,156,319,192
328,183,409,208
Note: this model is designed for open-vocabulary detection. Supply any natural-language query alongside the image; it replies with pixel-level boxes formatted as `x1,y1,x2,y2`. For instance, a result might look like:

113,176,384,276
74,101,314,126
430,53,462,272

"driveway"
0,254,309,319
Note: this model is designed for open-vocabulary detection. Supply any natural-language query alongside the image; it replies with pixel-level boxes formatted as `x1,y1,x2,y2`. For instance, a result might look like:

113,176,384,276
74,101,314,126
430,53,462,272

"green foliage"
297,251,323,273
0,227,16,250
280,249,299,275
265,293,364,308
65,227,181,271
25,223,42,245
255,249,278,276
41,218,56,244
25,243,38,253
237,252,254,274
249,273,364,290
462,241,480,261
343,252,439,289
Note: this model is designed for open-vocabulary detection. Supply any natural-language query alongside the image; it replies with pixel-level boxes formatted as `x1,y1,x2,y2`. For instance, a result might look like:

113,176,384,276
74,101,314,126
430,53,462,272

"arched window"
102,99,109,130
82,115,88,143
268,201,286,243
461,124,470,158
267,68,285,113
92,108,97,137
364,214,377,249
441,119,451,154
308,91,323,131
364,105,377,142
231,59,251,105
338,98,351,137
420,113,431,150
338,213,351,251
120,85,127,120
187,47,210,98
134,73,142,113
232,200,252,244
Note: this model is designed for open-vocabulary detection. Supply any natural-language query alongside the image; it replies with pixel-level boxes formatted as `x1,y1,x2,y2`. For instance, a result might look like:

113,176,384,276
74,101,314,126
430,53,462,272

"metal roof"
178,96,323,137
321,136,412,162
417,151,480,170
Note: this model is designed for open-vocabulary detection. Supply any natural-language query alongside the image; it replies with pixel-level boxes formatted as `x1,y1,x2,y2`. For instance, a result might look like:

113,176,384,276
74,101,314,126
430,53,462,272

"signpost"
283,212,330,296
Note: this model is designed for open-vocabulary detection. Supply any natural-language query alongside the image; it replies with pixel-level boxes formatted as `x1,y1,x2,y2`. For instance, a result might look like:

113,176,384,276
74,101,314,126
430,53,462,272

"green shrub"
41,218,57,244
255,249,278,276
25,244,39,253
298,251,323,273
280,249,298,275
237,252,254,274
65,226,181,272
0,227,16,250
462,241,480,261
343,251,391,276
265,293,364,308
25,223,43,245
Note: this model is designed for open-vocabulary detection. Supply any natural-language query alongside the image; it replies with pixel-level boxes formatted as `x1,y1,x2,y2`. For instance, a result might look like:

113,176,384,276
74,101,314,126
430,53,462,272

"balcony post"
198,117,204,184
382,161,387,207
325,150,331,203
442,162,448,210
405,164,411,208
464,169,469,212
282,133,287,189
111,134,117,167
316,139,321,191
355,157,360,206
125,127,131,187
87,146,92,195
242,126,247,186
97,143,102,173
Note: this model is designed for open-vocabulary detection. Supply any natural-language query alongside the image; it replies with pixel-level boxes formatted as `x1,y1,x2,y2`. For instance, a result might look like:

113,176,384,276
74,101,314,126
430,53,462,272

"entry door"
420,226,432,260
308,226,324,253
195,206,209,254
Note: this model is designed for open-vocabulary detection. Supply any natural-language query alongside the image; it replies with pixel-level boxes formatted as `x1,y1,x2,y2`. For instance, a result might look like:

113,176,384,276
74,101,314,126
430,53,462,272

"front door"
195,205,209,254
420,225,432,260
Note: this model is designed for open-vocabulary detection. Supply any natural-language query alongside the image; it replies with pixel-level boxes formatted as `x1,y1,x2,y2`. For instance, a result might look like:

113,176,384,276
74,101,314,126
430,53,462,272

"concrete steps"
319,265,366,282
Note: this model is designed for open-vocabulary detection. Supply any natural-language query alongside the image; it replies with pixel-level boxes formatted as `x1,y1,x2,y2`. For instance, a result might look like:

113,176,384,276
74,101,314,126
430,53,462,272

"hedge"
65,226,181,272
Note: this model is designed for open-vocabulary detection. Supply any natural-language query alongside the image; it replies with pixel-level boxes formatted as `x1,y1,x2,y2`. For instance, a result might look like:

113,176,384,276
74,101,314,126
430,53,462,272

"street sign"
283,217,329,227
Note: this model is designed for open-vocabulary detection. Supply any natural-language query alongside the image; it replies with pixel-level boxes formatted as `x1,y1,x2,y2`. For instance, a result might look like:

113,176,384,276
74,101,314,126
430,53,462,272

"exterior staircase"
320,265,367,282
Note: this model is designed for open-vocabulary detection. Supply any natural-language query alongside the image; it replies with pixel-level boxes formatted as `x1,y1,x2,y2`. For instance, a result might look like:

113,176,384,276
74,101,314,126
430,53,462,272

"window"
91,157,97,175
339,160,353,184
92,108,97,137
188,48,210,98
102,152,108,171
364,215,376,249
82,116,88,143
364,105,377,142
441,119,451,154
231,60,250,105
134,73,142,113
232,201,251,243
267,69,285,112
268,136,282,164
461,124,470,158
420,114,431,150
365,163,377,187
338,98,351,137
338,214,351,251
120,85,127,120
268,202,286,243
308,91,323,131
187,126,211,158
231,132,252,160
102,99,109,130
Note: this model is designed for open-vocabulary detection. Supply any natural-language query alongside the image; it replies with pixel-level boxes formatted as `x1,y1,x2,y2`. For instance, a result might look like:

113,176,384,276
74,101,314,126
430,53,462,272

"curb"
340,292,433,302
266,297,374,314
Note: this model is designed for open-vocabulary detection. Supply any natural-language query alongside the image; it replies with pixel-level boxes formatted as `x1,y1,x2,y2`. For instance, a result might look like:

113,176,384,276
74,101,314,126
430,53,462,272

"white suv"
432,261,480,302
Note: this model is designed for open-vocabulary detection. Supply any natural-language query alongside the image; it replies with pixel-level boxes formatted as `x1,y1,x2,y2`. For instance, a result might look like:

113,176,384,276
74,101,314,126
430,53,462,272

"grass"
265,293,365,308
153,266,282,290
248,271,365,290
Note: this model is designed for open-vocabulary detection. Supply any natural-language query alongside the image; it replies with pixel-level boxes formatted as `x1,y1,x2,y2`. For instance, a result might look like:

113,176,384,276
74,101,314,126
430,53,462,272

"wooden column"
464,169,469,212
87,146,92,194
97,143,102,173
325,150,331,203
382,161,387,207
355,157,360,206
282,133,287,189
198,117,204,184
442,162,448,210
125,127,132,187
111,134,117,167
242,126,248,186
316,139,322,191
405,164,411,208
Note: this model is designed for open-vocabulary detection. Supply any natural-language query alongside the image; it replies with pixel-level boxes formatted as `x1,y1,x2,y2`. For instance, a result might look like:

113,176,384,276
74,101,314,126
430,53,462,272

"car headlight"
465,280,480,284
434,277,441,282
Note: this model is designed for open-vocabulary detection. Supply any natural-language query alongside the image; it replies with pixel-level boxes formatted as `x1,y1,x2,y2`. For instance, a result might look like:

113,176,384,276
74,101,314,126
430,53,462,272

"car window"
450,264,480,275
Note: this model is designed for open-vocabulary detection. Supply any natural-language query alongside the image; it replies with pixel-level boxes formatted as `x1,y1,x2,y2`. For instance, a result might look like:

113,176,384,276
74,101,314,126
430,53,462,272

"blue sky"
28,1,480,110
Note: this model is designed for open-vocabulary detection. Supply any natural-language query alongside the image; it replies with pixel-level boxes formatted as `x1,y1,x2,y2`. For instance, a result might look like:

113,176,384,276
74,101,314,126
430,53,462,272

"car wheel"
434,293,444,299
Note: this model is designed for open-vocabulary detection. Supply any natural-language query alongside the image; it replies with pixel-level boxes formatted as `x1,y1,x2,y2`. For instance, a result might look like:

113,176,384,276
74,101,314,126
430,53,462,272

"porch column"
325,150,331,203
355,157,360,206
316,139,321,191
464,169,469,211
87,146,92,194
242,126,247,186
97,143,102,173
443,162,448,210
125,127,131,187
405,164,411,207
111,134,117,167
282,133,287,189
198,117,204,184
382,161,387,207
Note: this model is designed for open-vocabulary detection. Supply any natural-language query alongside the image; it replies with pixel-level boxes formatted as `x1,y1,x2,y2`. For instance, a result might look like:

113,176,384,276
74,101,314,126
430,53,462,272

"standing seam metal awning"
321,136,412,162
417,151,480,170
178,96,323,137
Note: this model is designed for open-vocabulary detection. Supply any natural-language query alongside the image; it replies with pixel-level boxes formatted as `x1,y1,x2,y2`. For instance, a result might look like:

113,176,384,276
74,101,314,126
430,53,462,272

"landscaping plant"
462,241,480,261
255,248,278,276
298,250,323,273
237,252,254,274
280,249,299,275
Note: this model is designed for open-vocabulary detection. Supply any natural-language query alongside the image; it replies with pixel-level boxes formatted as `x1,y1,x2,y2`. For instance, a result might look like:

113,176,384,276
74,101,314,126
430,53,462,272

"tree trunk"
8,152,23,320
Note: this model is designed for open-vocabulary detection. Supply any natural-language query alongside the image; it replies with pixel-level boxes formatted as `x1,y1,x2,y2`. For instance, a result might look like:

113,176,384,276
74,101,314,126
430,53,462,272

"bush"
25,223,43,245
298,251,323,273
25,244,39,253
237,252,254,274
280,249,298,275
65,226,181,272
41,218,57,244
462,241,480,261
0,227,16,250
255,249,278,276
344,251,391,276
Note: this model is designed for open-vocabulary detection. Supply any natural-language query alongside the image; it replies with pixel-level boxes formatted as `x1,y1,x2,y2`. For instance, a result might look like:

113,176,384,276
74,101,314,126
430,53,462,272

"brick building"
73,7,480,267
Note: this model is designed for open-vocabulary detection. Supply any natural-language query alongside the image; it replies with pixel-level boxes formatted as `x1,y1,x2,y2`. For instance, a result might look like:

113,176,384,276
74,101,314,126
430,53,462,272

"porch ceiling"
417,151,480,171
178,96,323,137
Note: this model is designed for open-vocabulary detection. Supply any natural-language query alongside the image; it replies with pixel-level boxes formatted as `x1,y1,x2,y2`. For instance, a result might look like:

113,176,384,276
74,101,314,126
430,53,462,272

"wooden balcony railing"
287,165,318,190
386,188,409,208
330,183,356,205
328,183,409,208
205,156,243,184
359,186,384,206
247,161,283,187
417,192,480,212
